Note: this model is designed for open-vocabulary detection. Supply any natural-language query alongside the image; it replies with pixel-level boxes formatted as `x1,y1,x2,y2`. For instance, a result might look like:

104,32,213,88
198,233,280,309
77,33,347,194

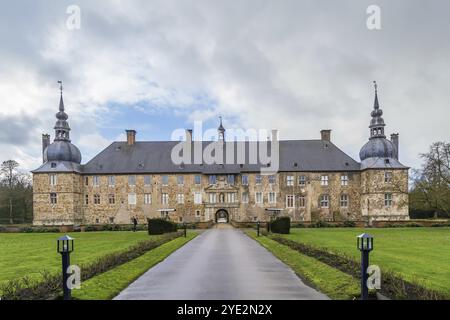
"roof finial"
373,80,379,110
57,80,65,112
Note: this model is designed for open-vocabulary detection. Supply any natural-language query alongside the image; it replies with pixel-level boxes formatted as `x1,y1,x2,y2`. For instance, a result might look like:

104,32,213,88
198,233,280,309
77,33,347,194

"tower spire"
369,81,385,139
54,81,71,142
217,116,225,141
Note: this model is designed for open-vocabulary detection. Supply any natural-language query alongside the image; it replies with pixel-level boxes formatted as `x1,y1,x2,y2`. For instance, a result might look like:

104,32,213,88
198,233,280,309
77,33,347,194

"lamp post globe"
356,233,374,300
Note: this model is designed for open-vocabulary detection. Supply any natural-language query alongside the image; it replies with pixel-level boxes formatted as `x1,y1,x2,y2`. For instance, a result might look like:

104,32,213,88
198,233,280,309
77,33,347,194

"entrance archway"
215,209,229,223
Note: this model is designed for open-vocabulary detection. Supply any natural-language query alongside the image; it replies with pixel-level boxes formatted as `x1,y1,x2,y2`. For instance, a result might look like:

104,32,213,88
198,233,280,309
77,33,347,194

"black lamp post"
357,233,374,300
57,235,74,300
257,220,260,237
183,222,187,237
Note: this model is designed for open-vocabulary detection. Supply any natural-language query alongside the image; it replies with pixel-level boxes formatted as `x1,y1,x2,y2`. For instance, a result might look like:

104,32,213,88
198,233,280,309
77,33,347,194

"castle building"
32,82,409,226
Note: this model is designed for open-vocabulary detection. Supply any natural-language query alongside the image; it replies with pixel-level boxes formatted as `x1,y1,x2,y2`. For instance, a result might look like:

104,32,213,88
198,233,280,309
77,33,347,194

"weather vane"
373,80,377,92
57,80,63,95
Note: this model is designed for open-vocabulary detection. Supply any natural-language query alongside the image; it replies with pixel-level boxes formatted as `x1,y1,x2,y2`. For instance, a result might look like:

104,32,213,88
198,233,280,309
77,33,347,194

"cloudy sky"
0,0,448,172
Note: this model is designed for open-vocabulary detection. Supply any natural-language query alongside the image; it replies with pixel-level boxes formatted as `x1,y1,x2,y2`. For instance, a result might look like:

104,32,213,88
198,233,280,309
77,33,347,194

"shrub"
311,220,329,228
148,218,178,235
343,220,356,228
405,223,423,228
270,217,291,234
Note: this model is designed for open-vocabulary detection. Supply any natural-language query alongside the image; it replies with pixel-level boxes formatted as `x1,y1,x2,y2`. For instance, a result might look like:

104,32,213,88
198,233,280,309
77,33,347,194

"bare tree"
411,142,450,216
1,160,20,224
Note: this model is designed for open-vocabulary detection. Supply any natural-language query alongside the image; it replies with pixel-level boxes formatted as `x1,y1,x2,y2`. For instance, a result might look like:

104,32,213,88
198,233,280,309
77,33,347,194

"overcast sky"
0,0,448,172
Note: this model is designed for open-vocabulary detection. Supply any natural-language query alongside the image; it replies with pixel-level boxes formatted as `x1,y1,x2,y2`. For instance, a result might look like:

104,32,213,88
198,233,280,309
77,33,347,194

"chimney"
320,129,331,142
126,130,137,146
186,129,193,143
42,134,50,163
391,133,399,159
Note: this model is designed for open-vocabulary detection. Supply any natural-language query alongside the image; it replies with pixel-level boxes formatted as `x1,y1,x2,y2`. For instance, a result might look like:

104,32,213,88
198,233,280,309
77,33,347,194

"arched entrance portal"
215,209,229,223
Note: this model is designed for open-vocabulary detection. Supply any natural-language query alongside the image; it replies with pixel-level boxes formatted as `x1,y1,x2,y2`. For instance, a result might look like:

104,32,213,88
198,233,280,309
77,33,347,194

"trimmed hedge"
270,217,291,234
147,218,178,235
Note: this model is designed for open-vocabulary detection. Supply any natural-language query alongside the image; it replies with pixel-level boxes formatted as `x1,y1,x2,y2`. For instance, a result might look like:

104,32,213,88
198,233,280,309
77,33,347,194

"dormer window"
51,162,57,168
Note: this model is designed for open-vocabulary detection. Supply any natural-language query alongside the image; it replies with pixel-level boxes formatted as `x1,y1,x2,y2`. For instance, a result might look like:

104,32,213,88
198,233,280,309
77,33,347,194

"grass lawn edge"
73,232,197,300
244,230,360,300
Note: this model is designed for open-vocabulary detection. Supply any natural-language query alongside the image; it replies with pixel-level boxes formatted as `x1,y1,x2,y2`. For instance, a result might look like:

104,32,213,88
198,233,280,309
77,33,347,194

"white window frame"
341,175,349,186
128,175,136,186
195,175,201,185
242,175,249,185
320,175,329,186
108,175,115,187
94,194,101,205
286,195,294,208
93,176,100,187
299,175,306,186
384,193,393,207
286,175,294,186
194,192,202,204
144,175,151,186
340,194,349,207
177,175,184,186
162,175,169,186
384,172,393,183
255,175,262,185
298,196,306,207
242,192,249,203
128,193,137,205
50,193,57,205
108,194,115,204
268,175,276,184
209,193,217,203
177,193,184,204
161,193,169,205
255,192,263,204
144,193,152,204
268,192,276,204
320,194,329,208
49,174,57,186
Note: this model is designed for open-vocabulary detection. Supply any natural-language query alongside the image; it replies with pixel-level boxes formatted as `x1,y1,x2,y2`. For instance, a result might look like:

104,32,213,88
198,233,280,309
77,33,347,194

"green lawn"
282,228,450,295
246,231,360,299
73,233,196,300
0,231,155,285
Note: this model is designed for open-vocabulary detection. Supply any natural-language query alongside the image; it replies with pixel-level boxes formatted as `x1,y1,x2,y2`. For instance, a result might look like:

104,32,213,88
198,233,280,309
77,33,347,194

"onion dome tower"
359,81,405,169
44,81,82,164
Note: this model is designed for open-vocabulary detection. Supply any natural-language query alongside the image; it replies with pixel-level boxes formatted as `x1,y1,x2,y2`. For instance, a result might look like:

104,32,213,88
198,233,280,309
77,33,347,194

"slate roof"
74,140,361,174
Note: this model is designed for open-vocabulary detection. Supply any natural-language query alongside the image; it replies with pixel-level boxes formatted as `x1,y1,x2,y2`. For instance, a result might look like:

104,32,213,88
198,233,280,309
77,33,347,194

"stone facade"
33,168,409,225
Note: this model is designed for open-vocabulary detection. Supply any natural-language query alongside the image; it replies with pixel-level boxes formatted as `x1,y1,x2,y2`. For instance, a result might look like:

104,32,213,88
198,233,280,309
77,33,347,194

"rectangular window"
320,194,329,208
299,175,306,186
256,192,263,204
384,193,393,207
85,194,89,205
227,174,235,185
144,175,151,186
144,193,151,204
93,176,100,186
286,175,294,186
341,175,349,186
340,194,349,207
84,176,89,186
108,194,115,204
242,175,249,185
209,193,217,203
242,192,249,203
161,193,169,205
384,172,393,183
177,175,184,185
177,193,184,204
128,175,136,186
195,210,201,217
94,194,101,205
286,195,294,208
320,175,329,186
128,193,137,205
227,193,236,203
49,174,57,186
195,175,201,185
268,192,276,204
194,192,202,204
108,175,115,187
209,175,216,185
162,175,169,186
268,175,276,184
50,193,57,204
298,196,306,207
255,175,262,185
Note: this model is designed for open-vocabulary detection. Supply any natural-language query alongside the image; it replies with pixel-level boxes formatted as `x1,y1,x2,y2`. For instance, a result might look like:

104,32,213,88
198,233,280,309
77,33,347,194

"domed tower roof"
44,81,82,164
359,81,406,169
